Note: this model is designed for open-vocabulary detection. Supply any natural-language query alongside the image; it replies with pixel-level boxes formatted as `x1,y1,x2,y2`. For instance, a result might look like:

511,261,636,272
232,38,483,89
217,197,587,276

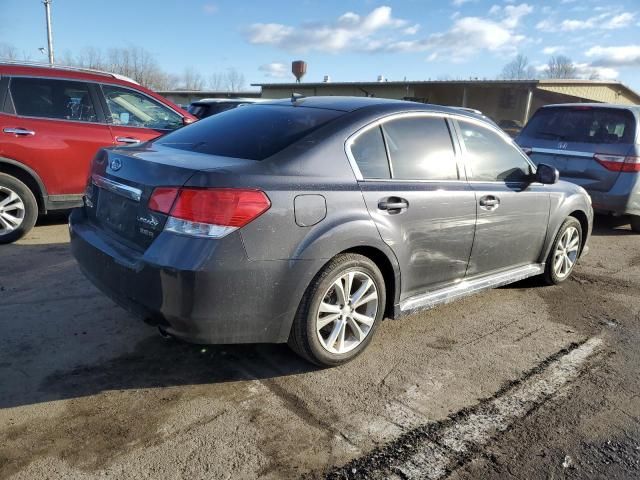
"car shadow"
0,242,318,410
591,214,634,237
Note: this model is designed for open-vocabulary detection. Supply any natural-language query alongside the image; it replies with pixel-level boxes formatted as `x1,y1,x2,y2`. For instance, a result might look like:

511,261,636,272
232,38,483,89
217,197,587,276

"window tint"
382,117,458,180
102,85,182,130
350,126,390,179
157,104,343,160
10,77,97,122
521,107,636,144
459,121,532,182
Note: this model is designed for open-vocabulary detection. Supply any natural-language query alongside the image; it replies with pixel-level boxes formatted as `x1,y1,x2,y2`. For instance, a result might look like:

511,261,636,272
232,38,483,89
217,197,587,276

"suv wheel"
289,253,386,367
630,215,640,233
543,217,582,285
0,173,38,244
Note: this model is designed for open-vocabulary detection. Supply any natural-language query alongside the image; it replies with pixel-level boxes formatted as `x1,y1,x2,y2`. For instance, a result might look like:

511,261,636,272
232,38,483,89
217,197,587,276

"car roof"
257,96,491,121
542,103,640,113
0,61,139,86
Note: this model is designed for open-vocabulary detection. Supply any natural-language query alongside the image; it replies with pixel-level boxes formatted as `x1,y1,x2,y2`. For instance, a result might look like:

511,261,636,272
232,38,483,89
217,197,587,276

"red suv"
0,63,196,243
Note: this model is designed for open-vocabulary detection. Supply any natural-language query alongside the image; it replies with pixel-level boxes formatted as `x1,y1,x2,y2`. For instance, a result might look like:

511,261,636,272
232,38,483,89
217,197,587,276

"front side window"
10,77,97,122
382,116,458,181
102,85,182,130
459,120,532,182
349,126,391,179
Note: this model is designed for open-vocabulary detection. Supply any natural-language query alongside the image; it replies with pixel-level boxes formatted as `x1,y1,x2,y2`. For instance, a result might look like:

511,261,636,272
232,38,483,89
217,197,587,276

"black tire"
0,173,38,244
630,215,640,233
543,216,582,285
288,253,386,367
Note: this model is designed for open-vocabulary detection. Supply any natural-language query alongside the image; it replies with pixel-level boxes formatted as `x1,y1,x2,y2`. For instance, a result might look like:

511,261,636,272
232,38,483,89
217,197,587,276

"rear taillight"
149,188,270,238
594,154,640,173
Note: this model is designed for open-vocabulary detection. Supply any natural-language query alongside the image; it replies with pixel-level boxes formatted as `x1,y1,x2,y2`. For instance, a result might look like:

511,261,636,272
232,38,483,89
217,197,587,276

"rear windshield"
522,107,636,144
157,104,343,160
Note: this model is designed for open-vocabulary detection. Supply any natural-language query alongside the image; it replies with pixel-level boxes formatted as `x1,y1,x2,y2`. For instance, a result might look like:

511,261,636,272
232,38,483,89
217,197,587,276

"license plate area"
96,188,139,240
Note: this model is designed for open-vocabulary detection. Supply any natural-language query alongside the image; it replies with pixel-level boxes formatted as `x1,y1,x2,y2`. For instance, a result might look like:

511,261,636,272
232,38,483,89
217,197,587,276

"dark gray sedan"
70,97,593,366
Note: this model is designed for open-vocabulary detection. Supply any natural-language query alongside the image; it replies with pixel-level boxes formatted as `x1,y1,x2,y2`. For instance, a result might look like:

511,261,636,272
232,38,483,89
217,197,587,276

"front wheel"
288,253,386,367
543,217,582,285
0,173,38,244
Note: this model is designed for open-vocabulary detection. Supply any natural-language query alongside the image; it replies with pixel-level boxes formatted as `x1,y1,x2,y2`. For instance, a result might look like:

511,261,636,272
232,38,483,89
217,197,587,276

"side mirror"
536,163,559,184
183,117,196,126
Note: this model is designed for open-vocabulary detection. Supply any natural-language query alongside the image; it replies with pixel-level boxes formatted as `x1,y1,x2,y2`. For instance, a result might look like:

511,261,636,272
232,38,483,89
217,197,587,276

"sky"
1,0,639,91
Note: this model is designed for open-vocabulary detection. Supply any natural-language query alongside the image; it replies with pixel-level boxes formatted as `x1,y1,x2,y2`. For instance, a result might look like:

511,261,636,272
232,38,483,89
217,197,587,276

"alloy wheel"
0,186,25,236
553,226,580,279
316,271,379,355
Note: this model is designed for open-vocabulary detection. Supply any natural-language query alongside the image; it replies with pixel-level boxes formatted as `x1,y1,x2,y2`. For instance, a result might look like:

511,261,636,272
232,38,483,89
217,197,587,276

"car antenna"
291,92,304,104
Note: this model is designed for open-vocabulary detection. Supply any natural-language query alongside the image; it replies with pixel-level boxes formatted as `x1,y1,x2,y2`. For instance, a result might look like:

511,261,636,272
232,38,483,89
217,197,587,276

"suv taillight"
149,187,271,238
594,154,640,173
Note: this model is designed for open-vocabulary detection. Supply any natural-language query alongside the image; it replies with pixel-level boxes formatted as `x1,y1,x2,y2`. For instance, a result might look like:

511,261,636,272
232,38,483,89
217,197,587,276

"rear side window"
522,107,636,144
459,120,532,182
382,116,458,180
157,104,343,160
10,77,97,122
350,126,391,179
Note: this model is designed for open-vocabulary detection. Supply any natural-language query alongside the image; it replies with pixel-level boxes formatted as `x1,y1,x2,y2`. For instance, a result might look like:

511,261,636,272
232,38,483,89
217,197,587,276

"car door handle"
3,127,35,136
479,195,500,210
115,136,141,144
378,197,409,213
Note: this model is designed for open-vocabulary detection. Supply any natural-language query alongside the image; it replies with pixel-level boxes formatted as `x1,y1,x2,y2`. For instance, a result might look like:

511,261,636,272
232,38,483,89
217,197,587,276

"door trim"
400,263,544,313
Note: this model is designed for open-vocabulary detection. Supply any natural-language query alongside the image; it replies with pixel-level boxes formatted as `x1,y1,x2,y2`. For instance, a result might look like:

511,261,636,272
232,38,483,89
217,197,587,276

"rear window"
522,107,636,144
157,104,343,160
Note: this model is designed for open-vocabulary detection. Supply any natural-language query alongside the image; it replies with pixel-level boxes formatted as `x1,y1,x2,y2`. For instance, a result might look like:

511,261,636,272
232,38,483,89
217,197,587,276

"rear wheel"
630,215,640,233
0,173,38,244
288,253,386,367
543,217,582,285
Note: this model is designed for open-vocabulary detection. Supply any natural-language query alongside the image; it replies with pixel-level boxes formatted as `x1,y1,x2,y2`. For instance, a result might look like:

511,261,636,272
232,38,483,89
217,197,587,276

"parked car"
187,98,262,119
70,97,592,366
516,104,640,232
0,62,196,243
498,119,523,138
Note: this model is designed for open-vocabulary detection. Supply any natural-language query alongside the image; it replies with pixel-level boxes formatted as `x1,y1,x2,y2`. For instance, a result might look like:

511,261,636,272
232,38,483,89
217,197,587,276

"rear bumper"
69,208,307,344
588,173,640,216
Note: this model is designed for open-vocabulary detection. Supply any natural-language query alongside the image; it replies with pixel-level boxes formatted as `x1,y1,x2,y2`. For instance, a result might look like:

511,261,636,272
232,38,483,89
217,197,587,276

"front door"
100,84,184,147
348,114,477,300
455,119,550,276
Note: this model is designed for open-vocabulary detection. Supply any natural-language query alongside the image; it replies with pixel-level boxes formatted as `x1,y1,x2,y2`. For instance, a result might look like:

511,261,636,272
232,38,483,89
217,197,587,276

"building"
252,79,640,126
157,90,261,107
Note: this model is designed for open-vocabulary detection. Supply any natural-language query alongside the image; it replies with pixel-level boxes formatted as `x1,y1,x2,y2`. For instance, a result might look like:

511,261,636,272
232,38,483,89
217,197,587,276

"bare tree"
500,54,536,80
225,68,246,92
0,42,19,61
181,67,204,90
544,55,577,79
209,73,225,90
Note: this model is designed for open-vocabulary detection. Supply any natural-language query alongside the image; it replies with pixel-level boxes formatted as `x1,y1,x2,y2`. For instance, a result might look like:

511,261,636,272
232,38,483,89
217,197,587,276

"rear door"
99,84,184,146
456,118,550,276
349,113,477,299
1,76,113,196
517,106,636,193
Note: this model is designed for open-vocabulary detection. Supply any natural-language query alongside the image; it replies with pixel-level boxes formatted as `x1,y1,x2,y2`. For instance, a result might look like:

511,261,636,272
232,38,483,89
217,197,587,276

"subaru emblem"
110,158,122,171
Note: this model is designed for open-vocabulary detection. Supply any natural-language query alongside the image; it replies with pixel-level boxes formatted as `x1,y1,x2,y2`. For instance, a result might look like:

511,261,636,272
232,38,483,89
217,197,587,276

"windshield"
522,107,636,144
156,104,343,160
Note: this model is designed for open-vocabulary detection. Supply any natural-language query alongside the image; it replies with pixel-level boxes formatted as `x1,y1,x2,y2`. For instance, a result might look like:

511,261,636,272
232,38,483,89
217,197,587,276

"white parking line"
361,338,603,480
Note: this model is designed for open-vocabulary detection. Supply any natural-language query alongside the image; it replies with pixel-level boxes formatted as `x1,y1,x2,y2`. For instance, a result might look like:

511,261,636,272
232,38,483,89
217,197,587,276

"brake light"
594,154,640,173
149,187,271,238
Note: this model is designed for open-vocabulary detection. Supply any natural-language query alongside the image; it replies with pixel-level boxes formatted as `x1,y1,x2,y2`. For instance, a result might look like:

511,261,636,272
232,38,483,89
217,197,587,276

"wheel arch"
0,157,47,214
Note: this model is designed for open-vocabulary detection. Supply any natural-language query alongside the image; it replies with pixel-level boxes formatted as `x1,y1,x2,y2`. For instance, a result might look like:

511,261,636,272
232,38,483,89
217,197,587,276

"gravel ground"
0,213,638,479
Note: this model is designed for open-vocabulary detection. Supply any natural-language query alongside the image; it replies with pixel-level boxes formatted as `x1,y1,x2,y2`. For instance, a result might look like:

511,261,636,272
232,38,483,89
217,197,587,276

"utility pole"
43,0,54,65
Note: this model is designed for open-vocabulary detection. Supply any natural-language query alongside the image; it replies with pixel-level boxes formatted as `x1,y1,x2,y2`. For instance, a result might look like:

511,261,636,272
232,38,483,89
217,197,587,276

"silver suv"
517,104,640,232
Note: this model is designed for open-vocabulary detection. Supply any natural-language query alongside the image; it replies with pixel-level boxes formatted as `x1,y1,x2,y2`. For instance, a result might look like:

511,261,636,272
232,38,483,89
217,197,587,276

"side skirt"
399,263,545,315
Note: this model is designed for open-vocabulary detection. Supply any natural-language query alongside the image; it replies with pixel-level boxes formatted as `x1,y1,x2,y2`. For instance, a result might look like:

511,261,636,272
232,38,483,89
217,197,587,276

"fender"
0,156,48,211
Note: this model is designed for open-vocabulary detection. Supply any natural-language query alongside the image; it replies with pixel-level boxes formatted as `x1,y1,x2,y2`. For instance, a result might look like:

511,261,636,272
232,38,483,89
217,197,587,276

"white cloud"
585,45,640,67
573,63,619,79
452,0,476,6
202,3,218,15
543,46,563,55
258,62,289,78
246,6,410,53
538,11,636,32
